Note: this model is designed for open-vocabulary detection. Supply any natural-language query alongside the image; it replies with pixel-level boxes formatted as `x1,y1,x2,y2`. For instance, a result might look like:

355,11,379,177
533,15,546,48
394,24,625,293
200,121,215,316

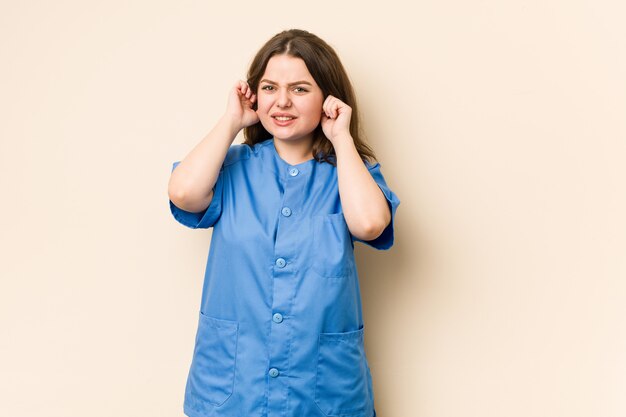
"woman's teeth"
275,116,294,121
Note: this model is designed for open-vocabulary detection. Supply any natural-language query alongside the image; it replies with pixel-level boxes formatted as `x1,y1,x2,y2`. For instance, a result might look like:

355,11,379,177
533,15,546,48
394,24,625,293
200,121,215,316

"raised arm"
168,80,259,213
321,95,391,241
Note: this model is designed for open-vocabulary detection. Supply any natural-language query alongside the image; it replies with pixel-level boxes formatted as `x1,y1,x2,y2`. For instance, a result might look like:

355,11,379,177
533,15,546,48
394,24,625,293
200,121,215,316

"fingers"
322,95,350,119
236,80,256,103
322,95,335,118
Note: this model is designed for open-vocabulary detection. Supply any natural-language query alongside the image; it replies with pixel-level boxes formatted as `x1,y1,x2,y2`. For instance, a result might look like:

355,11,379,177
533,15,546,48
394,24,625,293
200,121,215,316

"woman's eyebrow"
260,79,313,86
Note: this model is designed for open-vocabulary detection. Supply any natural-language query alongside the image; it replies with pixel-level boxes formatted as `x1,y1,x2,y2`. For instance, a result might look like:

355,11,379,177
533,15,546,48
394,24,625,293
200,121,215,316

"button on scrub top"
169,138,400,417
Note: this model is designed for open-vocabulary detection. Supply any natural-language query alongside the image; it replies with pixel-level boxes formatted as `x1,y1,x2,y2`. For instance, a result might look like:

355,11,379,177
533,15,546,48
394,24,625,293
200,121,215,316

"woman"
168,28,400,417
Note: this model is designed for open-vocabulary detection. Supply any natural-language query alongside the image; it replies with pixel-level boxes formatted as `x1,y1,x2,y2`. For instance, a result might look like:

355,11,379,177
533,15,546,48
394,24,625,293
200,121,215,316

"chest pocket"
311,213,355,278
186,311,238,407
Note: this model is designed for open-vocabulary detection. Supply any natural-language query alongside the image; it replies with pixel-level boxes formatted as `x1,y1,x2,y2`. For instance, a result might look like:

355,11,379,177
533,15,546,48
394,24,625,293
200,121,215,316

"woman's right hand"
224,80,259,131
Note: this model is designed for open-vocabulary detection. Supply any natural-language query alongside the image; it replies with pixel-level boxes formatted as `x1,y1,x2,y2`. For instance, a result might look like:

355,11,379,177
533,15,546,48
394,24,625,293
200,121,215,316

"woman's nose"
276,88,291,107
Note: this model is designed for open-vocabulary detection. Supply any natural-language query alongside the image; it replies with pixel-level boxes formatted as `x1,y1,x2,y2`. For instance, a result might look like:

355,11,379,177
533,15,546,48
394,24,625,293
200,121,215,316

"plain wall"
1,1,624,416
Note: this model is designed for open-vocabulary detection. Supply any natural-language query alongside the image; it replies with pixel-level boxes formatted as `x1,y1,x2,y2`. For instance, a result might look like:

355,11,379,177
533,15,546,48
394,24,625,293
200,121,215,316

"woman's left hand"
321,95,352,142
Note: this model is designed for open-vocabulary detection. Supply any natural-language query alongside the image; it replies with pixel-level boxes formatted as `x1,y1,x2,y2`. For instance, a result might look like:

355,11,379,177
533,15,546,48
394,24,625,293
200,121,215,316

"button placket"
267,164,305,400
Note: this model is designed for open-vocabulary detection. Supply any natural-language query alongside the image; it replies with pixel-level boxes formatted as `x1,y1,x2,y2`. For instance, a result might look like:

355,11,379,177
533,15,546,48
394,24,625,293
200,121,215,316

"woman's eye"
260,85,307,93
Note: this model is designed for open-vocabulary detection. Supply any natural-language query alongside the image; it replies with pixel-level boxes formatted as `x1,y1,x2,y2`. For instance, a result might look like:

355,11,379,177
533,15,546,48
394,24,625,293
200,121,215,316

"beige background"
1,0,625,416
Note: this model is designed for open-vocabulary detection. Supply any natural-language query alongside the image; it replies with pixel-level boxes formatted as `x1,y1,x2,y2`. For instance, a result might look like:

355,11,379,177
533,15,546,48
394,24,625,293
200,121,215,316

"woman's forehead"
261,55,315,83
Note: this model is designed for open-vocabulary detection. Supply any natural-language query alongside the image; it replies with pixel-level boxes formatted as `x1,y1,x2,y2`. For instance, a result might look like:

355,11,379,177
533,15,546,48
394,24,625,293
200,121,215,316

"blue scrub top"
170,137,400,417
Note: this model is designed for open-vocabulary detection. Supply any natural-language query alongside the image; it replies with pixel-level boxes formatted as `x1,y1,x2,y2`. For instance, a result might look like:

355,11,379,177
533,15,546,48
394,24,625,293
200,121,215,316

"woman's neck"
273,136,315,165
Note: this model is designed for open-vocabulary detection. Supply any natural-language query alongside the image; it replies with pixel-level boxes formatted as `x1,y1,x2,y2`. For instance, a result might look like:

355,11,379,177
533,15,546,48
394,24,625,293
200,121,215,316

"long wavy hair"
242,29,377,166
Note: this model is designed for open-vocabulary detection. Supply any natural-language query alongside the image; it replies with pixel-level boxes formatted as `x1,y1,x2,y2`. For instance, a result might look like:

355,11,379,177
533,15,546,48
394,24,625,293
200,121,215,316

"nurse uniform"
169,137,400,417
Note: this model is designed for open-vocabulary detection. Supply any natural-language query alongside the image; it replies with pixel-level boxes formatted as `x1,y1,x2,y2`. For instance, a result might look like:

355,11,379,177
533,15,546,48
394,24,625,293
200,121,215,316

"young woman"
168,28,400,417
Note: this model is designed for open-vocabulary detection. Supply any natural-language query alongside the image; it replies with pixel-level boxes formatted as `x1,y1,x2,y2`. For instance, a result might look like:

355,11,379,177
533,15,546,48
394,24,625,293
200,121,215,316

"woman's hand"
321,95,352,143
224,80,259,131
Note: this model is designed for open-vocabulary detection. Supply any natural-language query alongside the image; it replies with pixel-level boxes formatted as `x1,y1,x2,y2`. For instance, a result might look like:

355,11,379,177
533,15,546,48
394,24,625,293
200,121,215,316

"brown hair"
242,29,377,166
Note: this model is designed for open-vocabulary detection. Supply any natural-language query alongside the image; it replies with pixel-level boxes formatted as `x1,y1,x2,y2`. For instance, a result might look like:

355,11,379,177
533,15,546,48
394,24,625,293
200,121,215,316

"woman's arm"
168,117,239,212
168,81,258,213
320,95,390,241
333,135,391,241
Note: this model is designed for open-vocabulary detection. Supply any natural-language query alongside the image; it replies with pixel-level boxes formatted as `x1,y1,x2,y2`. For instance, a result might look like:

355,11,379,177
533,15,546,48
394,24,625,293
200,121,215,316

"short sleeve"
351,161,401,250
168,161,224,229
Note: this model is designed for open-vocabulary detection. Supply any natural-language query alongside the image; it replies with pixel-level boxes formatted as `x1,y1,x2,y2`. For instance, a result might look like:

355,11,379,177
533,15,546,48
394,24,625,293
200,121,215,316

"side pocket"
311,212,355,278
315,327,370,416
186,311,239,407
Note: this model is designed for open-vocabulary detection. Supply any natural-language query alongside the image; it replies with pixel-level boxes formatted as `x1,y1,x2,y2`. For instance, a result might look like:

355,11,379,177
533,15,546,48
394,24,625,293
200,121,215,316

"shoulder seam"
222,143,252,169
365,160,381,170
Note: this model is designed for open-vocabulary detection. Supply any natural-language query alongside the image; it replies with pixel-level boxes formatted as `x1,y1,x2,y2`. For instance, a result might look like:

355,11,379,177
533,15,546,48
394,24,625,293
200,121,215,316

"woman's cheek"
259,113,274,133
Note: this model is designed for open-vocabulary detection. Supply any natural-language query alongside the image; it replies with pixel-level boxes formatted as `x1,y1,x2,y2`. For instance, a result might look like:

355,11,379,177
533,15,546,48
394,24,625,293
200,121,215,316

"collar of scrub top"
269,138,321,177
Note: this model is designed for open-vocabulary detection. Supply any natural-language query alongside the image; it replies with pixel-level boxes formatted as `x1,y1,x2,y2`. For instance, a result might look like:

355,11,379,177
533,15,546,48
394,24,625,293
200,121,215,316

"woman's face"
256,54,324,144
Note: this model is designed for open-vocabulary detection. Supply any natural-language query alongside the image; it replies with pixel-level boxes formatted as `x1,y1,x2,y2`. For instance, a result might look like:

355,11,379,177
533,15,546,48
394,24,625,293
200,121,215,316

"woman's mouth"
272,115,297,126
